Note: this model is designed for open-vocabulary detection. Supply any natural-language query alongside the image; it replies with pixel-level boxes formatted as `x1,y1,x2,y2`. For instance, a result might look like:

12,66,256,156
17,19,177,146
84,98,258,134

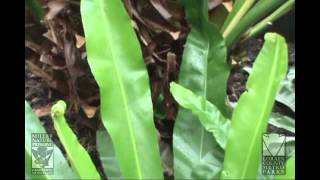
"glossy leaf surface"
244,65,295,112
170,81,295,150
51,100,100,179
173,0,229,178
170,82,230,149
221,33,288,179
25,101,78,179
81,0,163,178
225,0,287,46
221,0,256,38
96,128,122,179
276,66,295,111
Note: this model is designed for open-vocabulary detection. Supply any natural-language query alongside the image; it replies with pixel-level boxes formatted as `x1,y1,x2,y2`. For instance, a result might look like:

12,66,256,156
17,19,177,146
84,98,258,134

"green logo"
262,133,286,175
31,133,54,175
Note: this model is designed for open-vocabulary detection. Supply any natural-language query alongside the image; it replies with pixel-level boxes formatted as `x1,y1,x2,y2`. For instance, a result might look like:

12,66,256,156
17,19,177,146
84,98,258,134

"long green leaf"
179,0,230,116
170,82,295,149
221,0,256,38
225,0,287,47
81,0,163,178
170,82,230,149
221,33,288,179
244,65,295,112
51,100,100,179
96,128,122,179
241,0,295,43
173,0,229,178
170,81,294,179
25,101,78,179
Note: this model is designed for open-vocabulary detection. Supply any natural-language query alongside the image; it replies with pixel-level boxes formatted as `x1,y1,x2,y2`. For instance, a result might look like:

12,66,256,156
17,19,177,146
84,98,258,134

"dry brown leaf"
75,34,85,48
34,105,51,117
81,104,98,119
43,31,57,46
125,0,178,36
45,0,68,20
209,0,223,10
153,52,166,63
26,60,69,95
231,59,237,65
26,60,53,82
123,0,147,27
166,52,177,75
137,25,153,46
160,0,185,22
25,40,42,54
169,31,180,40
150,0,172,20
223,1,233,12
85,94,100,104
143,42,156,65
81,52,87,60
40,52,66,69
43,20,64,48
64,36,77,68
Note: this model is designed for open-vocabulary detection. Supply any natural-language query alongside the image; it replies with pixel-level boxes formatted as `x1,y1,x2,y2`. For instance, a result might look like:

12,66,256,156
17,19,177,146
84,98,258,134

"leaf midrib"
240,37,280,178
199,29,210,162
97,0,142,178
223,0,255,37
